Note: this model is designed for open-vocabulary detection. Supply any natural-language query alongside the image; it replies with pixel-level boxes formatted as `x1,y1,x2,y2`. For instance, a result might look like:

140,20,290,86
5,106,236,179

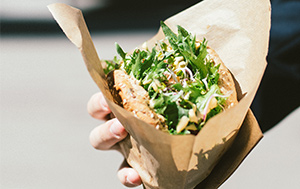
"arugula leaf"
103,60,117,74
196,84,219,111
160,21,178,50
206,105,223,121
177,25,189,38
161,21,177,42
172,83,184,91
131,52,142,79
115,43,126,59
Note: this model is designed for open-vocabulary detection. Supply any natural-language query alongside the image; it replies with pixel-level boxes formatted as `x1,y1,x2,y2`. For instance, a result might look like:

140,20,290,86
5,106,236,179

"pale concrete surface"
220,107,300,189
0,32,153,189
1,32,299,189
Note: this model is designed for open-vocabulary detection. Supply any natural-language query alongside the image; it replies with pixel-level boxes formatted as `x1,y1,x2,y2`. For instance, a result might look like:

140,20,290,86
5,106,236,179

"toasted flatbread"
108,70,165,130
207,47,238,108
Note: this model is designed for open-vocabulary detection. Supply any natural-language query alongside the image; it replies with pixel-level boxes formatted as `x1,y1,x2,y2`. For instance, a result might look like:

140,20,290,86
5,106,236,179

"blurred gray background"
1,0,300,188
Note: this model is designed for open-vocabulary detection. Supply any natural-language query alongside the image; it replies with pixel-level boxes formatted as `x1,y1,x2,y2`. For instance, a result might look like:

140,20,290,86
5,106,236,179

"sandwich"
105,22,238,135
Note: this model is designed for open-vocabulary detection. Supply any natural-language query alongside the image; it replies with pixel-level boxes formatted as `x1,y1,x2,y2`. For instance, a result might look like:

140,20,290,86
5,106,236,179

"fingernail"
110,120,123,139
102,105,109,113
99,95,109,112
126,176,135,185
126,171,141,186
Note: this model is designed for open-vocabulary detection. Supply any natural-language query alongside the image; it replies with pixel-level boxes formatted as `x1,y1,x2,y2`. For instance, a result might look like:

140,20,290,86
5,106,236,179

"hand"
88,92,142,187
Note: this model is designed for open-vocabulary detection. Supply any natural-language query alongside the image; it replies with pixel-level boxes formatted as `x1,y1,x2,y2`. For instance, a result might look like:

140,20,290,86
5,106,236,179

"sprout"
202,76,209,90
167,68,179,83
184,67,195,81
202,92,232,121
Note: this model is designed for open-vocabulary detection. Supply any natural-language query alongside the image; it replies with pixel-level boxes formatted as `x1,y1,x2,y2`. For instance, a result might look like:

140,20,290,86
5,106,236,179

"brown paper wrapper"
48,0,271,188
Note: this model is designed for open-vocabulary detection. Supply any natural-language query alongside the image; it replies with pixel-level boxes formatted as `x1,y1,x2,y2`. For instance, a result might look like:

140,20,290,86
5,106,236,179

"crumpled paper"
48,0,271,188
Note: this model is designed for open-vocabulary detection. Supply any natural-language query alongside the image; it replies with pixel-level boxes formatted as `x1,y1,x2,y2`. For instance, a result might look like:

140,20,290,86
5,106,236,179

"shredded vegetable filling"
105,22,229,135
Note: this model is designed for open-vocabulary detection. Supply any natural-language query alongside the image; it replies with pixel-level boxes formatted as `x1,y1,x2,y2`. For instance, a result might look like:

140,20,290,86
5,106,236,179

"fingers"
89,118,128,150
87,93,141,187
88,93,141,187
118,160,142,187
87,92,111,120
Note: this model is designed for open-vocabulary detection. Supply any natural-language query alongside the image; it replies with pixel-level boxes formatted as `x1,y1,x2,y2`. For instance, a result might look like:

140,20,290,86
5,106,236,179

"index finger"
87,92,111,120
90,118,128,151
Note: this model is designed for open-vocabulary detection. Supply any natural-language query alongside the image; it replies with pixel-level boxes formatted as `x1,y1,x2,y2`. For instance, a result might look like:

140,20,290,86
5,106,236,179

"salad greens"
105,22,229,135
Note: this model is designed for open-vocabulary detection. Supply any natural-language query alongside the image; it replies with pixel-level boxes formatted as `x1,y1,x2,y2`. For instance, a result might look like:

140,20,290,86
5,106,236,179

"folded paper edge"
195,109,263,188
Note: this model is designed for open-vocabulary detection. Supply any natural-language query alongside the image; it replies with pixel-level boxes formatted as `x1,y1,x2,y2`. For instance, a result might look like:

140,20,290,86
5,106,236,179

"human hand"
87,92,142,187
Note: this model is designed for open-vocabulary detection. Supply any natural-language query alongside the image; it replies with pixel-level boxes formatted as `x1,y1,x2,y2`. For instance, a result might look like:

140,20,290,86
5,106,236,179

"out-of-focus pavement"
0,32,154,189
1,32,299,189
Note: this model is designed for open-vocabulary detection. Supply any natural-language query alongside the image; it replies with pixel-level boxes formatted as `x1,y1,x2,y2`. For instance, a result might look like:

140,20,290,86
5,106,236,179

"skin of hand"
87,92,142,187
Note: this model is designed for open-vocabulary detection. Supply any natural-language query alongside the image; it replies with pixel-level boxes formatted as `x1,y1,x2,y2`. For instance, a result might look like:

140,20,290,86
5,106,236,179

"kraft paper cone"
48,0,270,188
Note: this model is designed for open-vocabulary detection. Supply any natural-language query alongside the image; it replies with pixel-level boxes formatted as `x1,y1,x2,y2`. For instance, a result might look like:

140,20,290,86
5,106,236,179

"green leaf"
177,25,189,38
160,21,177,42
115,43,126,59
131,53,142,79
152,95,165,108
206,105,223,121
167,92,182,103
172,83,184,91
196,84,219,111
110,23,226,135
103,60,117,74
